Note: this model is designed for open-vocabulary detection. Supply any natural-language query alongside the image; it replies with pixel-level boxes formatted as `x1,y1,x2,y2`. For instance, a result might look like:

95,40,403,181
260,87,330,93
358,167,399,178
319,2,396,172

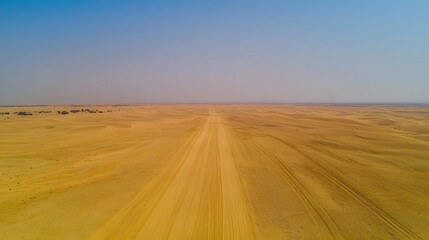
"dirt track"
1,105,428,239
91,111,255,239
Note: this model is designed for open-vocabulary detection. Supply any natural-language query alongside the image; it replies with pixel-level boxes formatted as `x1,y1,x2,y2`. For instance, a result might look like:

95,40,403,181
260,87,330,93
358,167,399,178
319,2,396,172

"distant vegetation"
16,112,33,116
68,109,107,114
1,108,112,118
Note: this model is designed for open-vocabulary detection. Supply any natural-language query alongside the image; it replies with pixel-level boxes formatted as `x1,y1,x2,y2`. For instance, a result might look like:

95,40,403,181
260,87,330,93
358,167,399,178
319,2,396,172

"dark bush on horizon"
16,112,32,116
57,111,69,115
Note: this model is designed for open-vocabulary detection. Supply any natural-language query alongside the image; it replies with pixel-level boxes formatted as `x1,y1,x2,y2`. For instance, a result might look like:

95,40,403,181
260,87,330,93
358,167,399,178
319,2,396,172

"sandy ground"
0,105,428,239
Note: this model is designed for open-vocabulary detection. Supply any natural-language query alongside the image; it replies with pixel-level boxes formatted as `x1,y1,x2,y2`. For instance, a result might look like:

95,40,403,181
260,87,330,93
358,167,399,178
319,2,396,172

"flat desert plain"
0,105,428,240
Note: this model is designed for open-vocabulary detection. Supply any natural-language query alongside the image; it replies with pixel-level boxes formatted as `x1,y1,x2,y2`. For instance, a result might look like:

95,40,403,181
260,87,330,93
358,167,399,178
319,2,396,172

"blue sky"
1,1,428,104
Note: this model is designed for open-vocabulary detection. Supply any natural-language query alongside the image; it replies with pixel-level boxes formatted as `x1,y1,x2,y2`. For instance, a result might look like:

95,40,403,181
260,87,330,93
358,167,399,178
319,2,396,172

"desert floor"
0,105,428,239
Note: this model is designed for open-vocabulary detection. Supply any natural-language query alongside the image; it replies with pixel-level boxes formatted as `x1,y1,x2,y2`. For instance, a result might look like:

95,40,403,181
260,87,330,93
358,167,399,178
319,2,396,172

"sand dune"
1,105,428,239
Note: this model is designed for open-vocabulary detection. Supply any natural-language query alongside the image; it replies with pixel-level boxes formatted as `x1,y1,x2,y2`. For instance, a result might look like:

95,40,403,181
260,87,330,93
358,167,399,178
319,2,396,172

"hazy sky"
1,1,428,105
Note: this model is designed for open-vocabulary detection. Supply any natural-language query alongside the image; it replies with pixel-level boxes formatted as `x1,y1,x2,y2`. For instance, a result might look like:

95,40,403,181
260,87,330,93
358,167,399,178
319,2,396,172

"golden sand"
0,105,428,239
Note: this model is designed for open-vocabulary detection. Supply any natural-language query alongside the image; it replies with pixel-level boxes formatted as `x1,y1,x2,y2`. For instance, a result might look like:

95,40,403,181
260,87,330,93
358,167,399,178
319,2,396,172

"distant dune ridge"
0,105,428,239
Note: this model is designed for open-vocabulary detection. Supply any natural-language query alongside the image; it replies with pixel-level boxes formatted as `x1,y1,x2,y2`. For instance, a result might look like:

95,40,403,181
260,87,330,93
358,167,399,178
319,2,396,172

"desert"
0,105,428,239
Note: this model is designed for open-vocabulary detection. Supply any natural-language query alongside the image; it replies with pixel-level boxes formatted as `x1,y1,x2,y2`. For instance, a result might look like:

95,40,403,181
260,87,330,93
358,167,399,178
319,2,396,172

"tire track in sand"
249,138,344,240
91,111,255,240
265,133,422,240
228,118,421,239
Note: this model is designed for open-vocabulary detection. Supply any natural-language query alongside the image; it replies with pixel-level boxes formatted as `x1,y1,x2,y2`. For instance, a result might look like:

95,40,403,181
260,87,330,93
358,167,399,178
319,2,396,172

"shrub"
17,112,32,116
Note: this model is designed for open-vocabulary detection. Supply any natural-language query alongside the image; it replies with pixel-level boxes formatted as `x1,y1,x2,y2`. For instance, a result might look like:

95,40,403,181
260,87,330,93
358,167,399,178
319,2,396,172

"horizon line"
1,102,429,107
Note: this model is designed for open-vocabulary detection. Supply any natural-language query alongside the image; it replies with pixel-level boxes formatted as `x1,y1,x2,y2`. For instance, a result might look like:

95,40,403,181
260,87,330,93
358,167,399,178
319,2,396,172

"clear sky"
1,1,428,105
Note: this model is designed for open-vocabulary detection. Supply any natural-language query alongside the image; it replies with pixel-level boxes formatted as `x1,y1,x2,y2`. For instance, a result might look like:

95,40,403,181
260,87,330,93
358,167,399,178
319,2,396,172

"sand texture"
1,105,428,239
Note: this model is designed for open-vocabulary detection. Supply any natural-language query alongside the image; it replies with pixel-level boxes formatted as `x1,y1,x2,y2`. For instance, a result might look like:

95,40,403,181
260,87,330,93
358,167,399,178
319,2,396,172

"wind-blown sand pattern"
1,105,428,239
